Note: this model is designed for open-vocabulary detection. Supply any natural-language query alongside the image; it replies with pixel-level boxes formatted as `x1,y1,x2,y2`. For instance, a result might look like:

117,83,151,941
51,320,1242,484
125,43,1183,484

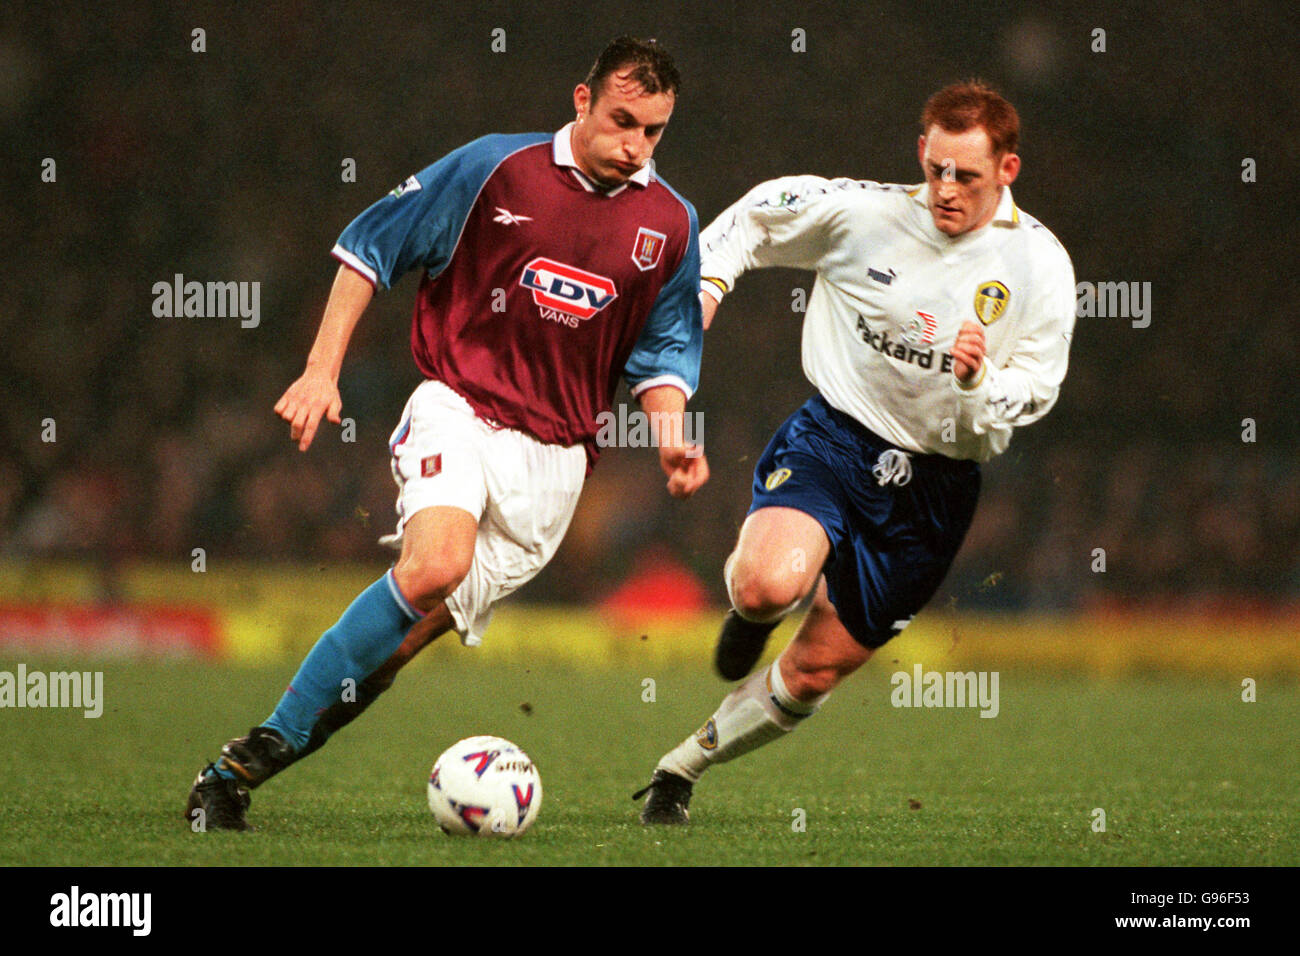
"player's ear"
998,151,1021,186
574,84,591,122
917,134,927,170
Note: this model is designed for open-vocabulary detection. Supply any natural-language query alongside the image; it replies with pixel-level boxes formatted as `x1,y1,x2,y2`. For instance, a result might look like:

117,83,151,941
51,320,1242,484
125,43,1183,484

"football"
426,735,542,837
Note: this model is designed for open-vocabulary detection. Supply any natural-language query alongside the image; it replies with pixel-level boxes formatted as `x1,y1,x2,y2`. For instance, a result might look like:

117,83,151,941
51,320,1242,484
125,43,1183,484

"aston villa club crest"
974,281,1010,325
903,310,938,346
631,226,667,272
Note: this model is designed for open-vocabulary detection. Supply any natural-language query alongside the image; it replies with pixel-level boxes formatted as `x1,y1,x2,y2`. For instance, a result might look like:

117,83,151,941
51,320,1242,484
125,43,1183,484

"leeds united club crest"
974,281,1010,325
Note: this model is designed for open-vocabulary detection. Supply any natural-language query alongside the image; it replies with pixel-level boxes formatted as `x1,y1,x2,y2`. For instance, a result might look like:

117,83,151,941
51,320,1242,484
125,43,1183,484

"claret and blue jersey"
331,125,703,463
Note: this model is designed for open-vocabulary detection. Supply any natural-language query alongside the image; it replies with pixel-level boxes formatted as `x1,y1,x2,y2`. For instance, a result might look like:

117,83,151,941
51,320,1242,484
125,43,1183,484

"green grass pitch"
1,651,1296,866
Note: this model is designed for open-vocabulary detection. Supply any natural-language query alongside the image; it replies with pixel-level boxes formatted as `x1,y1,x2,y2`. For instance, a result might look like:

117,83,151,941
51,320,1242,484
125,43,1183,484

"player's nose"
624,129,648,158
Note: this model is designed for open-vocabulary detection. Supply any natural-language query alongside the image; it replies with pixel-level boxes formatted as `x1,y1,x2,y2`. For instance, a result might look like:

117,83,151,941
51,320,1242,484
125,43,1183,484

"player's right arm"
698,175,860,327
278,133,548,450
275,264,374,451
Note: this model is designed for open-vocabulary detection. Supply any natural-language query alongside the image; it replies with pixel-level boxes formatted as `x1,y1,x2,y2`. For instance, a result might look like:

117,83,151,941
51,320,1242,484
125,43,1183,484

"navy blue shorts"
748,394,980,649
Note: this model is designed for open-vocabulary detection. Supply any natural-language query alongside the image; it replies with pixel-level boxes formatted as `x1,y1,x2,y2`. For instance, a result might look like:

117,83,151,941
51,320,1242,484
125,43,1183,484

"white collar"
553,122,654,196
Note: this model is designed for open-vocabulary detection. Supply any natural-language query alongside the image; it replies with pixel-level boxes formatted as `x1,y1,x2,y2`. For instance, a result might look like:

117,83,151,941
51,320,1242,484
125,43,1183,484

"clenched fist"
951,321,987,384
659,443,709,498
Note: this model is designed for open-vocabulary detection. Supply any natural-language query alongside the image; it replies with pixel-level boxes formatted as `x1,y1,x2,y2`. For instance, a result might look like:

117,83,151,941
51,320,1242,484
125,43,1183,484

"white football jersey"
700,176,1076,461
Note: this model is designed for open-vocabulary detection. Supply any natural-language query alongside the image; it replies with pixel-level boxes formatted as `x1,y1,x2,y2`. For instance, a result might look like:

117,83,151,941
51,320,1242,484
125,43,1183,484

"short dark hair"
921,81,1020,156
584,35,680,102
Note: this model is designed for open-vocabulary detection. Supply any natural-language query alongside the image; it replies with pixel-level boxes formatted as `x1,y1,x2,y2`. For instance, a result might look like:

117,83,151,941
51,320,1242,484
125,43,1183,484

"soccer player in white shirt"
635,82,1077,824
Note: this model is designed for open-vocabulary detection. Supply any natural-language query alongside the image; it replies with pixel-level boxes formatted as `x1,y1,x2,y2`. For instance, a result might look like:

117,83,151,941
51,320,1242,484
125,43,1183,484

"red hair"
921,81,1020,156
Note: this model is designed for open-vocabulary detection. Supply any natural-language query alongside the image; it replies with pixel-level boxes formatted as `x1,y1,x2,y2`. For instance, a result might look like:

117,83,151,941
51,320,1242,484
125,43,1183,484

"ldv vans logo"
519,257,618,322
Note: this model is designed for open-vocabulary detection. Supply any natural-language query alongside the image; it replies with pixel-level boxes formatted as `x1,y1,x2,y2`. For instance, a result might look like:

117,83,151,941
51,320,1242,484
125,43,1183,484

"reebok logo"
493,207,533,225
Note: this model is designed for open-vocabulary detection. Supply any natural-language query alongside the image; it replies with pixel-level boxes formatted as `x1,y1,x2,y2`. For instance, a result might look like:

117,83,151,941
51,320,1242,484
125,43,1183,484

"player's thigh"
778,578,873,698
730,506,830,600
444,434,586,647
393,506,479,607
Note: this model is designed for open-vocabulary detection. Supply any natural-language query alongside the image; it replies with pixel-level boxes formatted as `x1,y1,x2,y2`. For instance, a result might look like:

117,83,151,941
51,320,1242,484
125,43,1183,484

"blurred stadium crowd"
2,4,1294,609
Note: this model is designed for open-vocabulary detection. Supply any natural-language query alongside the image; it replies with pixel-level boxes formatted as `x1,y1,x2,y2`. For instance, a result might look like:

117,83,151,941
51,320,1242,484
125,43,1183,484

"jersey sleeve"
953,245,1077,440
625,200,703,400
698,175,862,302
331,134,546,291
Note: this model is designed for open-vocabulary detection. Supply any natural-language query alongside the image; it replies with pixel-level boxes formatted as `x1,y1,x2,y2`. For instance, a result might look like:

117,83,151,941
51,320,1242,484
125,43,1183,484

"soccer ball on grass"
427,735,542,837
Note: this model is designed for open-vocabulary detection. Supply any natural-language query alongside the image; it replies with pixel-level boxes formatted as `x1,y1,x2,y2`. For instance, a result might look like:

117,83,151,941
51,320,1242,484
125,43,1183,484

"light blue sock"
211,570,421,778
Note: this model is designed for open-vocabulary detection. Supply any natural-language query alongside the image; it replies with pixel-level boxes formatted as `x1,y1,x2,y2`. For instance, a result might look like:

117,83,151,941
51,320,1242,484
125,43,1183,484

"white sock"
657,662,826,783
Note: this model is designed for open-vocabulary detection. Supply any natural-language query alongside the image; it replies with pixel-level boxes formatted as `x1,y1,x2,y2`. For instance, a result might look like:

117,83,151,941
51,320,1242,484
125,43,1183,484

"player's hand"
951,321,987,384
700,292,720,330
274,368,343,451
659,443,709,499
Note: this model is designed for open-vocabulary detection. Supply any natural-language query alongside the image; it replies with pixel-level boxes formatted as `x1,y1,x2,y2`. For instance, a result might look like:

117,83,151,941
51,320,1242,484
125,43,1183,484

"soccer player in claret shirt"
634,82,1077,824
186,36,708,831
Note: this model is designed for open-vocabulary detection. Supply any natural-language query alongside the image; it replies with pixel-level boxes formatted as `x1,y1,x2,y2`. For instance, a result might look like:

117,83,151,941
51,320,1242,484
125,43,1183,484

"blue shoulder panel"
624,178,704,397
335,132,550,290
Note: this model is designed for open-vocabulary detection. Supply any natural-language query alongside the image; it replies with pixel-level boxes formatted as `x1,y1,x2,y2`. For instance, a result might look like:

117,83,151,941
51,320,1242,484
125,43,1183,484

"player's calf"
778,590,873,698
297,611,448,758
778,660,844,700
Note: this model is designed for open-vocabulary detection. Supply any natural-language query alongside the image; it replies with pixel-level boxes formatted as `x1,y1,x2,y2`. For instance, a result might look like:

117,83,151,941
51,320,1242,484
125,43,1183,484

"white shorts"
381,380,587,646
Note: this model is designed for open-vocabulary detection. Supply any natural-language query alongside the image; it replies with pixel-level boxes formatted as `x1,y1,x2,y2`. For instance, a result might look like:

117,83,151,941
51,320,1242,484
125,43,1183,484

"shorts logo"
696,718,718,751
764,467,792,491
902,310,938,346
974,281,1010,325
421,454,442,478
631,227,667,272
519,257,618,323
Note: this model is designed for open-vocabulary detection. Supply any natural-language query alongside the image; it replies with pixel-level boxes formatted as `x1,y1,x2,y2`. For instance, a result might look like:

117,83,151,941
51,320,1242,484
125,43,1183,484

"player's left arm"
625,199,707,498
952,249,1077,436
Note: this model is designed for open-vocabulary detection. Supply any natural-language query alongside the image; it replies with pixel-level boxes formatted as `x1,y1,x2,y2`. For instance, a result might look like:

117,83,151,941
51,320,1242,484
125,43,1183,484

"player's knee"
392,551,471,611
730,565,805,622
